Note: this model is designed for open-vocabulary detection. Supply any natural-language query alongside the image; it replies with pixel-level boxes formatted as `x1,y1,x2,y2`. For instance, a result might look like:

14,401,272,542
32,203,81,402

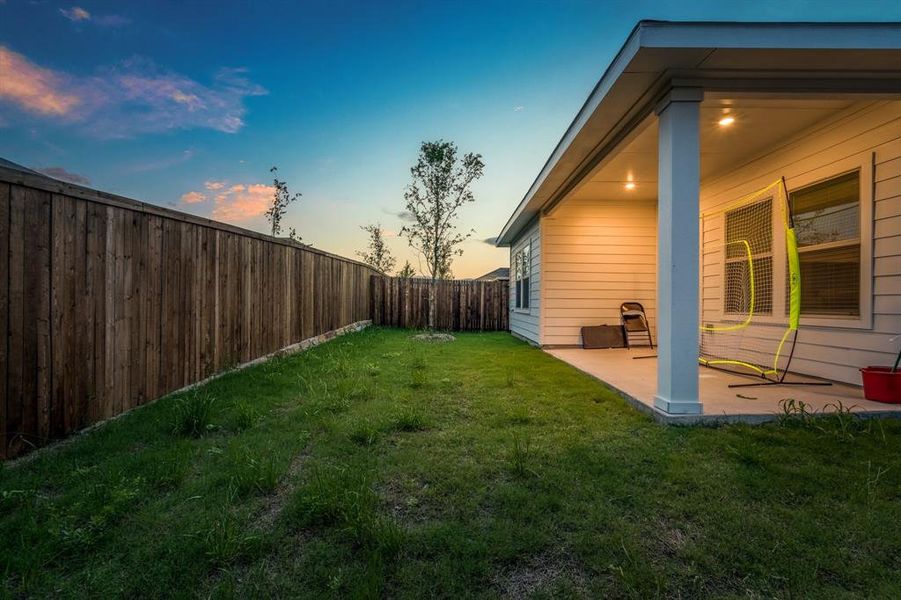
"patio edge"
549,350,901,426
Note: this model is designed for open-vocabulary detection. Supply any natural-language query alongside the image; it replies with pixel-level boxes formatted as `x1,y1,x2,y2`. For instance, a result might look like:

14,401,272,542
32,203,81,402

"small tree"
397,260,416,279
266,166,302,238
400,140,484,328
356,223,396,273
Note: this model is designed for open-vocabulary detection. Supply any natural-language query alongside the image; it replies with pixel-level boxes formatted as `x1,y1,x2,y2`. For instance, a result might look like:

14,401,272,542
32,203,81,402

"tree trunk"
428,279,437,330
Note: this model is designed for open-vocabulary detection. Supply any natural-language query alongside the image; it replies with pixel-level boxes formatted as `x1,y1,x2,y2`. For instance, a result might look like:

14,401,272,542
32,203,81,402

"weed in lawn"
608,538,665,598
345,376,375,403
171,389,217,438
389,406,428,432
50,475,144,555
287,465,404,557
365,363,381,377
205,511,243,566
322,347,351,378
864,461,890,508
779,399,881,443
262,356,287,378
296,374,314,394
231,399,262,431
409,352,427,371
777,398,813,427
349,419,380,447
505,369,517,387
363,514,404,559
867,417,888,444
509,432,537,478
204,484,261,566
288,465,353,527
232,450,284,496
409,369,428,389
506,408,532,426
321,385,351,414
138,448,191,491
289,466,372,530
819,401,860,440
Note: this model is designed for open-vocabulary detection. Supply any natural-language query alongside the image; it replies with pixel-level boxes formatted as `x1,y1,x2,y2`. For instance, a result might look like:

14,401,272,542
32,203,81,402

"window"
514,242,531,310
788,171,860,316
724,199,773,315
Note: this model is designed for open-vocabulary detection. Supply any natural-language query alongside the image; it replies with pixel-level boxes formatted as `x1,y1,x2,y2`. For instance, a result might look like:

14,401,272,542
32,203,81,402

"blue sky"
3,1,901,276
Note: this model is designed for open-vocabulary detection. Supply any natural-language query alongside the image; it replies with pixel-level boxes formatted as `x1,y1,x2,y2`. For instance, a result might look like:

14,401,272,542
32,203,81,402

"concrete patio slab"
546,347,901,424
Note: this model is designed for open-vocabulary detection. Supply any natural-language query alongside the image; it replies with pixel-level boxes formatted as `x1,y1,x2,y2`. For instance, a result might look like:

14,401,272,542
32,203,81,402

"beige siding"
537,101,900,383
700,101,901,384
509,221,540,344
541,199,657,346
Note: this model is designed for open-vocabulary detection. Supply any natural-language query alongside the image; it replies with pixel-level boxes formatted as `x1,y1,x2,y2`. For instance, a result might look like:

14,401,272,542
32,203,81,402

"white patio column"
654,88,703,415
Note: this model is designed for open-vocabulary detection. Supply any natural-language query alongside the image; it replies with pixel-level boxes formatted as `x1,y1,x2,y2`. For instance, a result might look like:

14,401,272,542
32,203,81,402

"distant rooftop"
475,267,510,281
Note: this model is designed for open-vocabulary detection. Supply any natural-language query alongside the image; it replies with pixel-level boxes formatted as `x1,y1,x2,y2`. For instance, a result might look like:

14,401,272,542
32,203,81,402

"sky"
3,1,901,277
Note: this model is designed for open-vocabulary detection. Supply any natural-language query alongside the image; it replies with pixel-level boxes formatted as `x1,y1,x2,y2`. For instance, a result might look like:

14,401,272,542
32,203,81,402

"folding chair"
620,302,654,349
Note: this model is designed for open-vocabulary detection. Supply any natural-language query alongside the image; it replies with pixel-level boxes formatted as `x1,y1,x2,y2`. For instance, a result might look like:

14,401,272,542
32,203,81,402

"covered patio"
497,22,901,420
547,348,901,423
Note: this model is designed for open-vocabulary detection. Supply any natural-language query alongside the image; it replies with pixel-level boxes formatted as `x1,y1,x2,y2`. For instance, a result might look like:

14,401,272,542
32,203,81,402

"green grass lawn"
2,328,900,598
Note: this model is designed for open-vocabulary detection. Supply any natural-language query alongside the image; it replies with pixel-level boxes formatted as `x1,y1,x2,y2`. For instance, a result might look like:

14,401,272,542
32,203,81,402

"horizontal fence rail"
370,276,509,331
0,167,379,459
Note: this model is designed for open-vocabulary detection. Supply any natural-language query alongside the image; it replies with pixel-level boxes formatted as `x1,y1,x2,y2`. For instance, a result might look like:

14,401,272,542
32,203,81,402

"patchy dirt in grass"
411,333,456,343
492,549,590,598
378,477,435,523
654,517,695,558
252,446,313,531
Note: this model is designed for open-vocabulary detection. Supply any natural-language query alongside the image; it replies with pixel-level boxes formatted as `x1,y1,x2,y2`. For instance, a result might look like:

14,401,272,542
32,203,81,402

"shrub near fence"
0,165,379,459
370,276,509,331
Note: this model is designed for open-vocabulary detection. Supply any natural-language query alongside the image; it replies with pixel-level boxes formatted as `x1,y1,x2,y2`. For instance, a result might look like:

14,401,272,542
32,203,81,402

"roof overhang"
495,20,901,246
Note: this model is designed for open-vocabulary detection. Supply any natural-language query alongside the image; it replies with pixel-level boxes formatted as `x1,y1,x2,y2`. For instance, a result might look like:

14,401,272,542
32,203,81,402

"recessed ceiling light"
718,116,735,127
624,182,636,190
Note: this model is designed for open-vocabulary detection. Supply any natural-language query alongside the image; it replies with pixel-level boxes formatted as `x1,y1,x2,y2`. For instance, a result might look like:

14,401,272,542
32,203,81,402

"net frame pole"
700,177,831,388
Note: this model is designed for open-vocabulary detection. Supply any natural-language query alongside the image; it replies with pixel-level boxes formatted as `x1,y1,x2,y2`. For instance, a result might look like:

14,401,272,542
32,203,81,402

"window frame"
786,156,873,329
788,169,862,319
709,153,873,331
513,238,532,313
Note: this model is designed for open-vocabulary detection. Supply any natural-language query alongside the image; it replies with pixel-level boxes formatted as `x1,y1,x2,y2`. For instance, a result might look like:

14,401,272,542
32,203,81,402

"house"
496,21,901,417
475,267,510,281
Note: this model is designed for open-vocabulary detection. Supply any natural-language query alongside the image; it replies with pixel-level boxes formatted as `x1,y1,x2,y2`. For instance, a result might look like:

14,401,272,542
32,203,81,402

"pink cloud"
60,6,90,21
0,47,81,116
212,183,274,222
180,191,206,204
0,46,266,137
178,180,275,224
59,6,130,27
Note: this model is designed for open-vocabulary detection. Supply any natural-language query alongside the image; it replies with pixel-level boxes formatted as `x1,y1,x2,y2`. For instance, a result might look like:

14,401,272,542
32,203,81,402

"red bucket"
860,367,901,403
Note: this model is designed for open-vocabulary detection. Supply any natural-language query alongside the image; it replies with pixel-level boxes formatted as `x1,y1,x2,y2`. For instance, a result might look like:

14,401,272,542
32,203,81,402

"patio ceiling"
495,21,901,246
568,98,857,203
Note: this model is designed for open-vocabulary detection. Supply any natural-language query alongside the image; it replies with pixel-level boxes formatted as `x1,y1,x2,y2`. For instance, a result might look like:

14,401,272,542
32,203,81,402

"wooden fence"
370,276,509,331
0,166,379,459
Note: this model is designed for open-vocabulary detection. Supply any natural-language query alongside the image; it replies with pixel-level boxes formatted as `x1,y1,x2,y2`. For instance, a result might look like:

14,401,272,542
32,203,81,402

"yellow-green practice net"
699,179,800,381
